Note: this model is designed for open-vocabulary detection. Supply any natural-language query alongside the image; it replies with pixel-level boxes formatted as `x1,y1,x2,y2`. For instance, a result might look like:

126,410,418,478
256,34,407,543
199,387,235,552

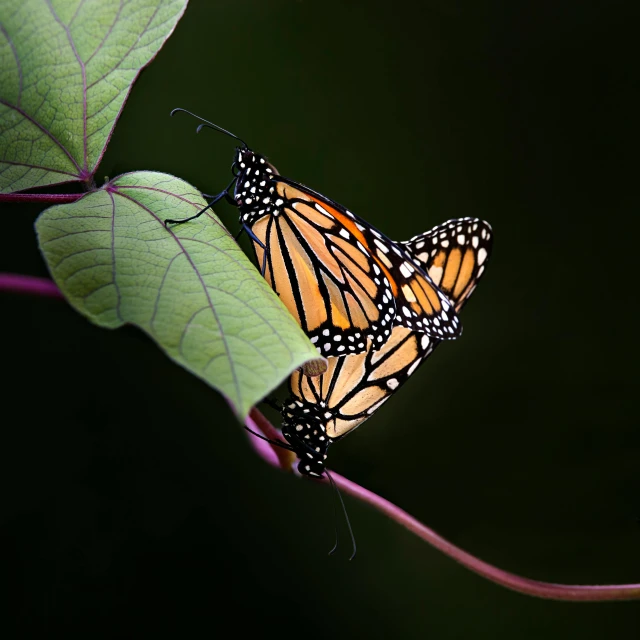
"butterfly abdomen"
281,402,332,477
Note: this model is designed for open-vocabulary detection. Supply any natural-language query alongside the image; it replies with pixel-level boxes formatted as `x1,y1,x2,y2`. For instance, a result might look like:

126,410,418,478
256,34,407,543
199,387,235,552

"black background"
2,1,640,637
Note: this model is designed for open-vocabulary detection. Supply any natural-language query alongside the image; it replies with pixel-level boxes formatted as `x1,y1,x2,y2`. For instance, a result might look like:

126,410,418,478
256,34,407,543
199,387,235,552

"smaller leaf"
36,171,323,419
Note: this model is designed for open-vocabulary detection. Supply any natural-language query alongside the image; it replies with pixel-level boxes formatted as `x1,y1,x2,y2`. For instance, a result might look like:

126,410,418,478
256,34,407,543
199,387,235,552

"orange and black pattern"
402,217,492,312
232,148,461,357
280,217,493,477
281,325,436,476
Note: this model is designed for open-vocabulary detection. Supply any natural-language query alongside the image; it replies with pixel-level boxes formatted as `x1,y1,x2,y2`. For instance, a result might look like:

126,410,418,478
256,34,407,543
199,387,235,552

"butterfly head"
232,148,279,177
233,148,281,223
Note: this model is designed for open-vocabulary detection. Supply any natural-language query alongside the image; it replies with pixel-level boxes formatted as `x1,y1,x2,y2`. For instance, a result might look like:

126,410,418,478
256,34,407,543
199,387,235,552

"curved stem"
246,407,640,602
0,273,64,298
0,193,84,203
8,275,640,601
331,473,640,601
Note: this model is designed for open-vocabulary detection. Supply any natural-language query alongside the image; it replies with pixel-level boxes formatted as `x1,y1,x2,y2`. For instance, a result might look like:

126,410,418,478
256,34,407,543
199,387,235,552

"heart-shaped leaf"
35,171,324,418
0,0,187,194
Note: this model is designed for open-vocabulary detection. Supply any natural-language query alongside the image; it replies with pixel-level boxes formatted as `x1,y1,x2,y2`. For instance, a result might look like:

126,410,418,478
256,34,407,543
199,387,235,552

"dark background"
2,0,640,637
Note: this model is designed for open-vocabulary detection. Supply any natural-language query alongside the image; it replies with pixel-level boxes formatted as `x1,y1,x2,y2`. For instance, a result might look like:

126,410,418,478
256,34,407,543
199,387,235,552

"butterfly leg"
243,426,293,451
202,192,236,206
241,224,269,277
164,177,236,226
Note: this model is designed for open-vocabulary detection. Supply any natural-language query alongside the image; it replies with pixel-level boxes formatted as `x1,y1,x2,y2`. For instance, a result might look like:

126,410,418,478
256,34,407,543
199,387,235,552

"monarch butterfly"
277,218,493,478
167,109,462,358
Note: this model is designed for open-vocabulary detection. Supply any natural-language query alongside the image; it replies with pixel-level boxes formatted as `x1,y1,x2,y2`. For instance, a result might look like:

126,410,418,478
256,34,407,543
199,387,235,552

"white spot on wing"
399,262,412,278
428,265,443,284
407,360,421,376
374,239,389,253
315,203,332,217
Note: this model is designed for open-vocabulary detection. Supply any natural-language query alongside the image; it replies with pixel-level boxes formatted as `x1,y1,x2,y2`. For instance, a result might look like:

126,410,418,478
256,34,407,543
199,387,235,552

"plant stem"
7,274,640,602
0,193,83,203
246,407,640,602
332,472,640,601
248,407,296,470
0,273,64,298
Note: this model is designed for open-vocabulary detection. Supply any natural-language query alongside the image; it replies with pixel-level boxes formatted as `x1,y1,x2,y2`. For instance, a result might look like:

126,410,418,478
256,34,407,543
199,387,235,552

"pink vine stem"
4,273,640,601
0,273,65,298
246,415,640,602
0,193,84,203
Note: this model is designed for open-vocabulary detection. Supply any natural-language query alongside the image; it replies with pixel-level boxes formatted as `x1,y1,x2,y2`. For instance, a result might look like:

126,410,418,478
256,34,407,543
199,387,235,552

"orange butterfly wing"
402,217,493,313
248,178,396,357
242,165,462,353
281,217,493,477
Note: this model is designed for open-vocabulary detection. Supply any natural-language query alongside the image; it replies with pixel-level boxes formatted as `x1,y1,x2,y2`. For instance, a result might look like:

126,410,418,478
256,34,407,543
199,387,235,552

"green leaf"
35,171,324,419
0,0,187,194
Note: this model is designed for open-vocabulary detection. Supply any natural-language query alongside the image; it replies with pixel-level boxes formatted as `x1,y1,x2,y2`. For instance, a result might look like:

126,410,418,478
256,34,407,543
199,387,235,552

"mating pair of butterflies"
169,110,492,479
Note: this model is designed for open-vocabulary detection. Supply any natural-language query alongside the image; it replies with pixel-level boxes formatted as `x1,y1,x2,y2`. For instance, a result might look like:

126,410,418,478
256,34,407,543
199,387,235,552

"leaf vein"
113,188,243,408
86,0,124,64
150,249,183,331
0,158,77,177
45,0,88,172
107,190,123,322
86,2,162,91
0,99,81,174
0,22,22,107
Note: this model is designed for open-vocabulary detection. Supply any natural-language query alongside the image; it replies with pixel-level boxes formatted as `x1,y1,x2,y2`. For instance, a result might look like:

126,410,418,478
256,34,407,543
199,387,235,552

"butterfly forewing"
279,174,464,341
248,177,396,357
235,148,465,353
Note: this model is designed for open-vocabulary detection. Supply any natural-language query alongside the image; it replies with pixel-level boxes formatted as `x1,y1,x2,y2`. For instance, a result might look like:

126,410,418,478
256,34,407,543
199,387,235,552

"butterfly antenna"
325,469,357,561
326,472,340,556
170,108,248,148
